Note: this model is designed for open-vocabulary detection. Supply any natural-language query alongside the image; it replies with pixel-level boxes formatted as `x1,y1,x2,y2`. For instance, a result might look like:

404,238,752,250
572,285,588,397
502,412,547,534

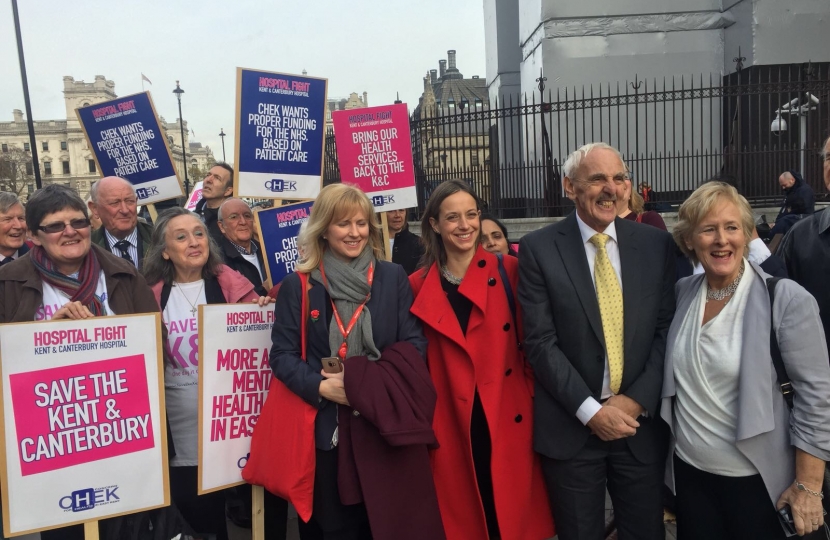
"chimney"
430,69,438,83
447,50,457,70
363,91,368,107
439,60,447,78
12,109,23,123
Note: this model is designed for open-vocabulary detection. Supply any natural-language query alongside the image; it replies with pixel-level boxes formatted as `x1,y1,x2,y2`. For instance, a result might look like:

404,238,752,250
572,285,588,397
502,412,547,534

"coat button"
514,414,523,423
505,368,513,376
488,277,497,286
478,260,486,268
353,410,360,417
503,323,511,331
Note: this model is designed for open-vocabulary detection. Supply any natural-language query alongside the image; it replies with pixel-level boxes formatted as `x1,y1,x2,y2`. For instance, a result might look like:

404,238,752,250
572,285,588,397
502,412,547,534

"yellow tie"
590,233,624,394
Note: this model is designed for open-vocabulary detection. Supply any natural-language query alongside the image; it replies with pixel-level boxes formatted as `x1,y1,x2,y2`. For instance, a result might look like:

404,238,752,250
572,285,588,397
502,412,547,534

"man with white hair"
88,176,153,270
217,198,267,296
518,142,676,539
0,192,28,266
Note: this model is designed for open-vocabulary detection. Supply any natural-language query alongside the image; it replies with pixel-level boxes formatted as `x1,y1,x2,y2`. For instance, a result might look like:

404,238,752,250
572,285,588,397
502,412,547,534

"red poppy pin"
310,309,320,322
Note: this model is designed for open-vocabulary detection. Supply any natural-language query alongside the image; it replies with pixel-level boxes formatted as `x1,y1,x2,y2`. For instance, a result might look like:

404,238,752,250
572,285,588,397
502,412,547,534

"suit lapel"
410,264,468,351
617,220,640,355
556,214,605,348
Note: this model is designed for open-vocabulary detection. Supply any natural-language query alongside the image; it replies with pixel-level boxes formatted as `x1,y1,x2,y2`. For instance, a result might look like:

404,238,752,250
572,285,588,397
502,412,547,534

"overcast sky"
0,0,486,164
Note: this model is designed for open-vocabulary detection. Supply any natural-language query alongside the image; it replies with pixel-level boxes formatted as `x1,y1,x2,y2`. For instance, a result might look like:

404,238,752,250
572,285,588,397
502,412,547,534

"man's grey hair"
0,192,22,214
822,136,830,160
217,197,251,221
562,142,627,179
89,176,136,203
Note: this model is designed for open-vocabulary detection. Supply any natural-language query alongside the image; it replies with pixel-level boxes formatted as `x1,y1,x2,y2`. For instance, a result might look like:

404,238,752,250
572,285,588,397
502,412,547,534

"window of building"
25,162,33,176
471,153,480,166
461,99,469,109
1,144,7,153
447,98,455,109
44,162,52,176
27,184,34,194
475,98,483,109
42,141,49,152
60,141,67,151
62,161,70,174
23,142,30,151
88,159,96,173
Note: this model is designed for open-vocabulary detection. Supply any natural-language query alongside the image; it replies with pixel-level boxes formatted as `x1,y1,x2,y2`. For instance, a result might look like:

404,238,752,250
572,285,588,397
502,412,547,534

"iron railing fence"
323,63,830,218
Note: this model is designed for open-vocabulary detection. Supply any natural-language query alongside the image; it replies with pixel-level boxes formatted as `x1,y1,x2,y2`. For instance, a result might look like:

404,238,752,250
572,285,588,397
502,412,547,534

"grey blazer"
660,261,830,505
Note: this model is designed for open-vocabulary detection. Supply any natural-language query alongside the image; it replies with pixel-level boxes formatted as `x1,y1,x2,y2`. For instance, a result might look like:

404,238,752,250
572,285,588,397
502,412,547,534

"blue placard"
255,201,314,286
235,69,327,200
76,92,183,204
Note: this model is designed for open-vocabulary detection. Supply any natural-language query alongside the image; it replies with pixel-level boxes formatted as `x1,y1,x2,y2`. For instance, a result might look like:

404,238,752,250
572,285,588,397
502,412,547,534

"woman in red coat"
409,179,554,540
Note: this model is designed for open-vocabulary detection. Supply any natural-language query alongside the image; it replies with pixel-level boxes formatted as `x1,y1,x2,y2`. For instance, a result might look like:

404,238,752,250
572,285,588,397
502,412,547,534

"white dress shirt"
573,213,624,425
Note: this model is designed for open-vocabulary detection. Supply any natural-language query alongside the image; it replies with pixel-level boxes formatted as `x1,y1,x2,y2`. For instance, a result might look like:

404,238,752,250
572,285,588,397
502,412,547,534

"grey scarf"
312,247,380,361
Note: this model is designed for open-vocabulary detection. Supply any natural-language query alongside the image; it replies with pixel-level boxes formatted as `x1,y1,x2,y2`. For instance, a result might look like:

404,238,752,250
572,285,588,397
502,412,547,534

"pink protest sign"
10,354,154,476
332,103,417,212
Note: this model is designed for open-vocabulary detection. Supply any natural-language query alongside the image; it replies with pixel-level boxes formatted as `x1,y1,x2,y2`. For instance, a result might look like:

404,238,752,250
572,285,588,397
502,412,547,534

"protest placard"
197,304,274,494
234,68,327,200
0,314,168,537
76,92,184,205
185,181,204,211
331,103,416,212
254,201,314,287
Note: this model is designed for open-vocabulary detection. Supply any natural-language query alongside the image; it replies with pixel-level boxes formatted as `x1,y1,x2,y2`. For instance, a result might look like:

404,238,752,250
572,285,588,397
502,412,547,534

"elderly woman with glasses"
0,184,163,540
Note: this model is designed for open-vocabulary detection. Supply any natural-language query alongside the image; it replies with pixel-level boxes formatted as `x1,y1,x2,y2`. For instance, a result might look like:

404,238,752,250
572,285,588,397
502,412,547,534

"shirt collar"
104,227,138,249
575,211,618,246
229,238,257,256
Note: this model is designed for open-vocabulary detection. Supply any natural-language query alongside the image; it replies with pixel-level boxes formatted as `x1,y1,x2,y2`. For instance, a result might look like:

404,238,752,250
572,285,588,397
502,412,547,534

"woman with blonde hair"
662,181,830,538
267,183,443,539
616,180,667,230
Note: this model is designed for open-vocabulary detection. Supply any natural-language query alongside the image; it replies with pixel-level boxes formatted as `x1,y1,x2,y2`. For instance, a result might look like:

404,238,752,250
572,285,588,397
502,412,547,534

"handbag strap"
767,277,794,410
496,254,519,346
299,272,309,361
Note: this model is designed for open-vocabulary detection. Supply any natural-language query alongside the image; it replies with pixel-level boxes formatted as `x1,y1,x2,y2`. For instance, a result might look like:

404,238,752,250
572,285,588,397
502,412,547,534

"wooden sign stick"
147,203,158,223
84,521,99,540
380,213,392,262
252,485,265,540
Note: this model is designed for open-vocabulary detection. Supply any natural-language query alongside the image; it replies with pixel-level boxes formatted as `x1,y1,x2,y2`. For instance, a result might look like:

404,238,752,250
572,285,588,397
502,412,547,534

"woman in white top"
662,182,830,539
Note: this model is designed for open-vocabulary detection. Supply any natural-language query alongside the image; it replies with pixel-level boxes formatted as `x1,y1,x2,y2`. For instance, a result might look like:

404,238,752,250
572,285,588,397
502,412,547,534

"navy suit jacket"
270,260,427,449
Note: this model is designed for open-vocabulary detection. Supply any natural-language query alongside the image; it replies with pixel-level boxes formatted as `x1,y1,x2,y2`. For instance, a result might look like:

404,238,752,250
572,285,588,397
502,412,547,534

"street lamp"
219,128,226,161
173,80,190,195
771,93,820,175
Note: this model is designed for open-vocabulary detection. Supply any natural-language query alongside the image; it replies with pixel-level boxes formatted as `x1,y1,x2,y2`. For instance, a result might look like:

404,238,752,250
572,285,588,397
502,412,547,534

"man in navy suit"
519,142,676,539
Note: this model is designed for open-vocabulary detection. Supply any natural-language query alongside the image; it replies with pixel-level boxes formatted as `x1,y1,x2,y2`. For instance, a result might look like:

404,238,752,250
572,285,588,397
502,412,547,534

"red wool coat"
409,247,554,540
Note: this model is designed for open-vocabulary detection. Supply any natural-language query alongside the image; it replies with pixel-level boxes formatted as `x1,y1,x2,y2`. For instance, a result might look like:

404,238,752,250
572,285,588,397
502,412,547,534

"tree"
0,148,36,197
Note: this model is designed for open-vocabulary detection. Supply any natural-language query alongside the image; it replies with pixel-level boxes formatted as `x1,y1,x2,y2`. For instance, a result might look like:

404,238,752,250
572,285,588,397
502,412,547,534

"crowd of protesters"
0,137,829,540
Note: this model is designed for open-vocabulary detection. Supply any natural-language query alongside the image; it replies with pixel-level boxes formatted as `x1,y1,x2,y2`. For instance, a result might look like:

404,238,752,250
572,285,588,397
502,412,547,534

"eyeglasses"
223,212,253,222
37,218,91,234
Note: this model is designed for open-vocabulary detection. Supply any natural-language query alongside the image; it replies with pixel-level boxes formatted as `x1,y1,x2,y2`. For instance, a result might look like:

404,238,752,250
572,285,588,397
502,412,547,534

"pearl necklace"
706,261,744,302
440,265,463,286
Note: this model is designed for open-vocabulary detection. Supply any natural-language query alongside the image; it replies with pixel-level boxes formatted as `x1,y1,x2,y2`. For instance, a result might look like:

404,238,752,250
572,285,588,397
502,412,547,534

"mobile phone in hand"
778,506,797,536
322,357,343,374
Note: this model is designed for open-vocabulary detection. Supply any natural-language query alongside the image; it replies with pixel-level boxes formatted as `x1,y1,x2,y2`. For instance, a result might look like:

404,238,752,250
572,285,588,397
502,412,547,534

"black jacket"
777,170,816,219
391,228,424,276
194,197,226,248
779,208,830,348
219,236,267,296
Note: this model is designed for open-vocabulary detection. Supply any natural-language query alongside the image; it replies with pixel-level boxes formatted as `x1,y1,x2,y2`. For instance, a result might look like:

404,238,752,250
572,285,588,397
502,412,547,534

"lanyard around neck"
319,261,374,359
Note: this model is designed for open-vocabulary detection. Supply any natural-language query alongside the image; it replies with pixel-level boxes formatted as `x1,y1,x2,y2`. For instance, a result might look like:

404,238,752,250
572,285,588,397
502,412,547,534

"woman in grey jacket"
661,181,830,539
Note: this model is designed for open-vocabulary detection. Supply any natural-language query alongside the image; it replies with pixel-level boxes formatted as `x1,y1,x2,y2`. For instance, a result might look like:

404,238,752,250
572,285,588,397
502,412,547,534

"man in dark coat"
779,136,830,353
386,208,423,275
88,176,153,271
194,163,234,246
217,198,267,296
766,169,816,239
519,143,675,540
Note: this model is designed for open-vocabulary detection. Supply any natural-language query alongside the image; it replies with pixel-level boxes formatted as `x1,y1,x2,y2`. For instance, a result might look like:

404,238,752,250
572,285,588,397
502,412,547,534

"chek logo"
136,186,159,199
58,485,120,513
264,179,297,193
371,195,395,207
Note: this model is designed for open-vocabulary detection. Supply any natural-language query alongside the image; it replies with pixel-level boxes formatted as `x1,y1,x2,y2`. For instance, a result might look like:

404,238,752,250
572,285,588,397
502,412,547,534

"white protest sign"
198,304,274,494
0,314,168,537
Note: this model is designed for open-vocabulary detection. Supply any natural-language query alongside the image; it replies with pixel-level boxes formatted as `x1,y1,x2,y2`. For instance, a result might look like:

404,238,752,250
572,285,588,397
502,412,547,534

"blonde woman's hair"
296,184,383,273
629,190,645,214
672,181,754,266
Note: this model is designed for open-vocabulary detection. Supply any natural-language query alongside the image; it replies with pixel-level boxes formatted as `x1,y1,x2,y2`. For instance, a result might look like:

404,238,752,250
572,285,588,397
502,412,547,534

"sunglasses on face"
37,218,92,234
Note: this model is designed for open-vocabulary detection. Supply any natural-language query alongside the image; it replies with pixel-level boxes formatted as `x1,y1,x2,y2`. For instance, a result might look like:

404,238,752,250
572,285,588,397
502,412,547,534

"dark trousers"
674,454,795,540
170,465,229,540
541,435,664,540
311,448,373,540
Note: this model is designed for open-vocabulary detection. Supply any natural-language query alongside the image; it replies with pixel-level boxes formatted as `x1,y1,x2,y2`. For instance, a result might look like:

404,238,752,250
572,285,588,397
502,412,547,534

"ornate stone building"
326,92,369,131
0,75,212,201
